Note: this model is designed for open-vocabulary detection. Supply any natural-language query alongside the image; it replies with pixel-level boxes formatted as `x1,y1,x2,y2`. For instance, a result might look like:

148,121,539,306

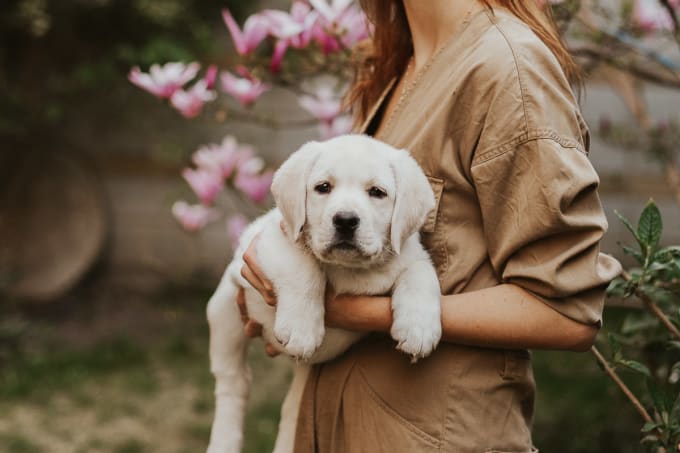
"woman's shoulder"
471,8,571,93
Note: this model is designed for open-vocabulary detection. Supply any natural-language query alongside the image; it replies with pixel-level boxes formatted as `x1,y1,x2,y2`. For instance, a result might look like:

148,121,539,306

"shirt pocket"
354,366,441,452
422,176,444,233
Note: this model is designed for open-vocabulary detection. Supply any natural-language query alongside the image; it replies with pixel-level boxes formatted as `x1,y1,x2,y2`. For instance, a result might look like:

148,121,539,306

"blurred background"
1,0,679,452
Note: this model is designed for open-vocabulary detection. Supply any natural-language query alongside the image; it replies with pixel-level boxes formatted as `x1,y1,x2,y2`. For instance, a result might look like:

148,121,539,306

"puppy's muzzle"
332,211,360,240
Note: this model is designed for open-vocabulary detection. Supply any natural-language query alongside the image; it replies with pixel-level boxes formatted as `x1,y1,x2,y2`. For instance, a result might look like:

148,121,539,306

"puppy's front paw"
274,315,325,361
390,308,441,362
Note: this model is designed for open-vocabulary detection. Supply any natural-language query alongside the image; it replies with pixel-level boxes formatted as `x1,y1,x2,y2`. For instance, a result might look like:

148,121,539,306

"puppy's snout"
333,211,360,236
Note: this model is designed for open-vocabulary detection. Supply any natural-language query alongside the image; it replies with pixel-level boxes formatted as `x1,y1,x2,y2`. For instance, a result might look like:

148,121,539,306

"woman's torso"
294,7,606,453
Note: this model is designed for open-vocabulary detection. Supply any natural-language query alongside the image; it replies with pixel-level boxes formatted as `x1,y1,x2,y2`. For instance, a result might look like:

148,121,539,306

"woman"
239,0,622,451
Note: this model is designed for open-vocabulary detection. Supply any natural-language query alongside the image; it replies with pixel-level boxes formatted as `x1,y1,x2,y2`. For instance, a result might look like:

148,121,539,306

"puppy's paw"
274,315,325,361
390,308,442,362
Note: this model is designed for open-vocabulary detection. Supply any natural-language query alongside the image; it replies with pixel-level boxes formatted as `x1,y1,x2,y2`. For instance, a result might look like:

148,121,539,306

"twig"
622,270,680,341
226,110,320,129
572,46,680,88
591,346,655,425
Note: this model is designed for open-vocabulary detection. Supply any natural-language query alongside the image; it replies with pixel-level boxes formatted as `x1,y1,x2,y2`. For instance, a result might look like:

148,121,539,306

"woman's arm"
239,233,598,354
325,284,598,352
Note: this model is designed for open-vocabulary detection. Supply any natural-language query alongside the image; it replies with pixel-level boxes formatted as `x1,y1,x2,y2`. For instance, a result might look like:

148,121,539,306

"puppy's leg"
258,221,326,361
272,365,311,453
206,266,251,453
390,259,442,361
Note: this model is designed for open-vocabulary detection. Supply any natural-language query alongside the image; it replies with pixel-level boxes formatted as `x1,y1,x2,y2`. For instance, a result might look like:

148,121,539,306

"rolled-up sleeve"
471,136,622,326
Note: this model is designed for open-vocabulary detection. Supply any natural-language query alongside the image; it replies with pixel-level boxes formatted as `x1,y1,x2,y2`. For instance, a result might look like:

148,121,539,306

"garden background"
1,0,679,452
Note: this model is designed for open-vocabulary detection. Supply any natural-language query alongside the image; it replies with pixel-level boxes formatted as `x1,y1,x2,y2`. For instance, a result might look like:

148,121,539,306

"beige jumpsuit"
294,7,622,453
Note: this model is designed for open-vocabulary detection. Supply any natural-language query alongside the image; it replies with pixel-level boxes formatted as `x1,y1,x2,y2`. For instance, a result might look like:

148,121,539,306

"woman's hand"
238,233,279,357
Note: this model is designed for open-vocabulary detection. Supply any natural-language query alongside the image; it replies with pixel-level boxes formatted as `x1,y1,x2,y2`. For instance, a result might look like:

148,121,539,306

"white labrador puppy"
206,134,442,453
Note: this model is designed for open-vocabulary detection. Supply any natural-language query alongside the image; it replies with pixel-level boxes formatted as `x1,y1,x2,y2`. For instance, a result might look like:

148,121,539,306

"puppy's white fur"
206,135,442,453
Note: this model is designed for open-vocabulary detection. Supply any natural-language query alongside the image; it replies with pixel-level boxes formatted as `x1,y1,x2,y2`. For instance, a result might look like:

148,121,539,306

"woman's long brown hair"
347,0,580,125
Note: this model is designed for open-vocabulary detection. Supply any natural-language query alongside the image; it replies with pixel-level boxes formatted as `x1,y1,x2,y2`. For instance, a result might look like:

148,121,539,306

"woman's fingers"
244,320,263,338
264,342,281,357
243,235,274,293
236,287,249,323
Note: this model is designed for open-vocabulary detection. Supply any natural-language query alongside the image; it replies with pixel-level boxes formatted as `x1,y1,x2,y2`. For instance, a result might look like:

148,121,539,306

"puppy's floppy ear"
271,141,322,241
389,149,435,254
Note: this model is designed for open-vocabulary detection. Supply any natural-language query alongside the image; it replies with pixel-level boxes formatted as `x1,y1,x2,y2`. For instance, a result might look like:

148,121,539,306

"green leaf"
653,246,680,261
608,332,621,358
615,209,640,243
637,199,663,252
622,244,644,264
642,421,660,433
616,359,651,377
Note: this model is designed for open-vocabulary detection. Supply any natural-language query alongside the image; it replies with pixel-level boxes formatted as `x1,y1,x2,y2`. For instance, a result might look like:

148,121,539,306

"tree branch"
622,270,680,341
591,346,655,425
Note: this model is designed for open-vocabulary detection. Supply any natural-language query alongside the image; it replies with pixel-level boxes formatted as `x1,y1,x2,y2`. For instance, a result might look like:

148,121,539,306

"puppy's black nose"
333,211,360,235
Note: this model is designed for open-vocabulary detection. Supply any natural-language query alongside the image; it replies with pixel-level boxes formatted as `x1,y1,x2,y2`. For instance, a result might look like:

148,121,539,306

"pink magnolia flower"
172,201,219,232
182,167,224,205
222,9,270,55
170,79,217,118
337,6,369,48
320,114,353,139
220,71,270,107
633,0,679,32
227,214,250,249
204,65,218,89
299,84,342,123
235,169,274,204
309,0,354,23
128,62,200,98
265,3,320,71
192,136,253,179
312,23,342,53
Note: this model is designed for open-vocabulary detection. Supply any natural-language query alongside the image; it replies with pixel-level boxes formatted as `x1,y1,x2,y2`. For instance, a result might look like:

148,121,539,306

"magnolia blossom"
320,114,353,139
222,9,270,55
299,84,342,123
170,79,217,118
220,71,270,107
632,0,679,32
172,201,219,232
235,169,274,203
309,0,354,23
128,62,200,98
227,214,250,249
192,136,255,179
182,167,224,205
337,6,369,48
204,65,218,89
265,2,319,71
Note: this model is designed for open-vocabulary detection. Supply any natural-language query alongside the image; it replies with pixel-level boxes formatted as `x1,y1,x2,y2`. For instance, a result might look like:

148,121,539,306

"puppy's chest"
326,264,402,296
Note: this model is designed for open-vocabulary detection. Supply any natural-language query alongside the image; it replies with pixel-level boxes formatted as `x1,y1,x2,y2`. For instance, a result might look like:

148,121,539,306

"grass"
0,289,648,453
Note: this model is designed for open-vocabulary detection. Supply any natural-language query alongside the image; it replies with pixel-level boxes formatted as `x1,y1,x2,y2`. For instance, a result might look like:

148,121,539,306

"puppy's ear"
271,141,322,241
389,149,435,254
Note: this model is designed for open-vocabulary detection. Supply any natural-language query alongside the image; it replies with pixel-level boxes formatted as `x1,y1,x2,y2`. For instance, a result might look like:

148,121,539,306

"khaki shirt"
295,7,622,453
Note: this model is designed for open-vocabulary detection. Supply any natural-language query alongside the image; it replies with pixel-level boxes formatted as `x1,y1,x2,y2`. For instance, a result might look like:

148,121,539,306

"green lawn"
0,289,645,452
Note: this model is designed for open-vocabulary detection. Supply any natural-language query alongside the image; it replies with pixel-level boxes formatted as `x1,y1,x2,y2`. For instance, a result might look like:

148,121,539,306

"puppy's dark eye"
368,186,387,199
314,182,332,194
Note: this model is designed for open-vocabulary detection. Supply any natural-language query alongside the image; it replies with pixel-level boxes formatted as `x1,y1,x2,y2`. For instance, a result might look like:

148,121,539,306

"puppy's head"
272,135,434,268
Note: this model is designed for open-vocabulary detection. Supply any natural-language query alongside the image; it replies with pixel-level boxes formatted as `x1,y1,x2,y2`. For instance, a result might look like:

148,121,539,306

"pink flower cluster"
223,0,369,72
173,136,273,240
299,82,353,138
128,63,218,118
632,0,679,33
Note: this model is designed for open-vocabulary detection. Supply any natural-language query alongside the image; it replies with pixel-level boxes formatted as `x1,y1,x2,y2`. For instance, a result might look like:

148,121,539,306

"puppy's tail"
206,265,250,453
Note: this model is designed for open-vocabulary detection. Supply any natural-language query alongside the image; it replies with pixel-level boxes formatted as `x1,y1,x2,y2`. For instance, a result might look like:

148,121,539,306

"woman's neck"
402,0,484,71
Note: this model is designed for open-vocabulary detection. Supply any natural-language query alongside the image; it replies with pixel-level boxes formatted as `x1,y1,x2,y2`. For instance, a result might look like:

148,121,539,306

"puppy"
206,134,442,453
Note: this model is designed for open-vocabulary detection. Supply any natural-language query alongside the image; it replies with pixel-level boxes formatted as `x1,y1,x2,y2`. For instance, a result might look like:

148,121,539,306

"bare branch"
591,346,655,425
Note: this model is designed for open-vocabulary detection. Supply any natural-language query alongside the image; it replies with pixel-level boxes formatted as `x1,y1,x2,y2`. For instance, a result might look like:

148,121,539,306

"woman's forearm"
326,284,598,352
